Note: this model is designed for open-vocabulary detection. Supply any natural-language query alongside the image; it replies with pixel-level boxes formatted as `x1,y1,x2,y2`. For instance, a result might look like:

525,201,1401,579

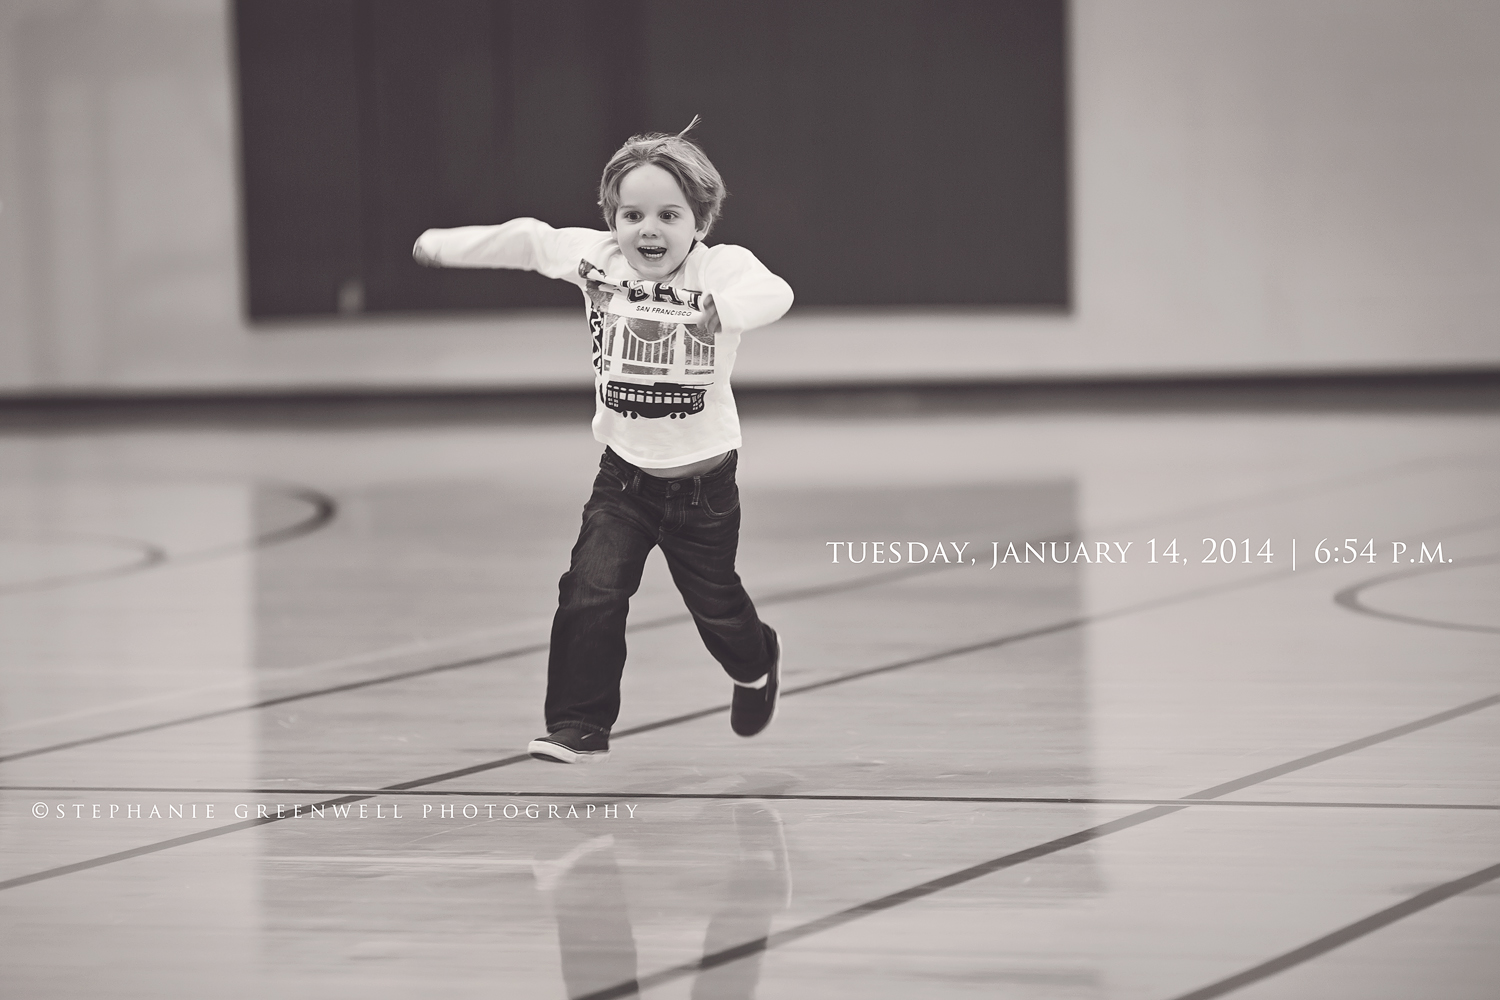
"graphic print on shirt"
579,259,612,376
579,261,716,421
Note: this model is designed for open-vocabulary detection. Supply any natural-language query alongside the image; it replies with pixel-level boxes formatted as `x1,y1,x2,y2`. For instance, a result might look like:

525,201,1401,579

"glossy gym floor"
1,386,1497,999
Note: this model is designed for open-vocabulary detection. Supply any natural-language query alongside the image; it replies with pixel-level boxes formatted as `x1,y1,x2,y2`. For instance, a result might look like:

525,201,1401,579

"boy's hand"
700,292,719,333
412,238,440,267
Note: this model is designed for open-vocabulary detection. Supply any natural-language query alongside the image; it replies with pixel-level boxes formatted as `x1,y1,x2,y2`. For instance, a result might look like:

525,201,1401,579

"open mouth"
638,245,667,262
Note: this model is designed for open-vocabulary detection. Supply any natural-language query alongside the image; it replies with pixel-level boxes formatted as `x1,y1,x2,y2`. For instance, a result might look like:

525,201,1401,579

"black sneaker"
528,727,610,763
731,630,781,737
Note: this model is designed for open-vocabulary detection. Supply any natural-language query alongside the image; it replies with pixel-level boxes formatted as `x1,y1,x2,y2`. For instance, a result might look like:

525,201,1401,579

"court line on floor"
1334,552,1500,635
10,488,1491,762
3,503,1490,794
7,448,1494,979
7,786,1497,811
0,480,335,598
569,690,1500,1000
2,518,1491,892
3,532,1417,764
177,483,337,564
3,685,1494,905
0,532,166,595
0,562,944,764
7,459,1484,759
0,503,1184,764
601,814,1193,1000
1165,860,1500,1000
0,613,560,737
2,446,1466,732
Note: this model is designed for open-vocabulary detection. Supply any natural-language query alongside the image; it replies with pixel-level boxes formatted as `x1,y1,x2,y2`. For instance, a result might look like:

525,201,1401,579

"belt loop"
691,474,702,506
631,471,641,493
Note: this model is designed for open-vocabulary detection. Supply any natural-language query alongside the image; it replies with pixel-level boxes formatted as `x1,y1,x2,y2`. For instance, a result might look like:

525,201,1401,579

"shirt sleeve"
698,245,795,335
412,218,608,284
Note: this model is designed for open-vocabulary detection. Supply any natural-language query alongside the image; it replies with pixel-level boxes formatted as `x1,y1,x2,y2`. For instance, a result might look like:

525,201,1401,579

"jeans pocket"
700,481,740,518
595,464,629,493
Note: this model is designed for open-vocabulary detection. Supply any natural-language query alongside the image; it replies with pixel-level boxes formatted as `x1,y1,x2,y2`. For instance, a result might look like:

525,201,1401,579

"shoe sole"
527,739,609,764
765,632,781,730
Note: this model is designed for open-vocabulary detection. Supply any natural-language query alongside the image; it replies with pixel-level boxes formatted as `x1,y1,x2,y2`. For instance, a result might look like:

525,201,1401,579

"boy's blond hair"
598,117,726,236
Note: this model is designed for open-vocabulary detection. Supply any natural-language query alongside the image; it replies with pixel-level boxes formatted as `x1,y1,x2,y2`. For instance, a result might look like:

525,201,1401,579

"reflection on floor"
1,392,1498,999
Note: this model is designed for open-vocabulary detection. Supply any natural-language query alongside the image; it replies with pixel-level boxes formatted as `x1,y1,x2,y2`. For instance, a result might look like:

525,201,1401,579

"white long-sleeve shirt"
414,219,794,467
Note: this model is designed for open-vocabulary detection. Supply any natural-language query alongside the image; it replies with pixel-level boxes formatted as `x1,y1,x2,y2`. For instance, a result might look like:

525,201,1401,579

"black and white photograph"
0,2,1497,998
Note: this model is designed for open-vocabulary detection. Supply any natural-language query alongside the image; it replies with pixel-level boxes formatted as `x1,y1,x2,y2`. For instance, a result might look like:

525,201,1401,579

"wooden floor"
1,393,1497,999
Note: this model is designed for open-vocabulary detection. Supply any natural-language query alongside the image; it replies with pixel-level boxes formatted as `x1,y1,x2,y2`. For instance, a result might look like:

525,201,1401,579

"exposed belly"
639,451,730,479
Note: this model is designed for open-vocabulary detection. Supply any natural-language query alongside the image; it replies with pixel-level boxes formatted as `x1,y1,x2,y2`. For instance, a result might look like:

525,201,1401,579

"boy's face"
612,163,707,280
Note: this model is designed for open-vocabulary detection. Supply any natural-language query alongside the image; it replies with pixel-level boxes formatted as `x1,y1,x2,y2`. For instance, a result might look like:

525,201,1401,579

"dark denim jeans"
545,447,776,734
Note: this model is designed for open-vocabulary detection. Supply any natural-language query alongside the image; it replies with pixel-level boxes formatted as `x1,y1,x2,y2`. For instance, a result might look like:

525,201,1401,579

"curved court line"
1165,861,1500,1000
3,505,1490,774
0,505,1473,764
173,482,337,564
3,449,1494,985
0,532,167,595
0,479,336,598
3,451,1473,753
1334,552,1500,635
7,786,1497,811
2,471,1492,881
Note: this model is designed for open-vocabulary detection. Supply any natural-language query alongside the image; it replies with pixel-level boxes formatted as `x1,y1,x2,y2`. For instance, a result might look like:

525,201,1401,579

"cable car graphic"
605,380,707,419
597,303,715,418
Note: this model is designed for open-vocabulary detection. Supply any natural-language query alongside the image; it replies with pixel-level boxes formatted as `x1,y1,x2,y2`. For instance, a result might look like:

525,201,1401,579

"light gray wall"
1,0,1497,394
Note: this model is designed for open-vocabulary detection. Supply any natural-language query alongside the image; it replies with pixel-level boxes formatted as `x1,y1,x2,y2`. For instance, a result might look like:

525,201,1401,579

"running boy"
413,122,793,763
